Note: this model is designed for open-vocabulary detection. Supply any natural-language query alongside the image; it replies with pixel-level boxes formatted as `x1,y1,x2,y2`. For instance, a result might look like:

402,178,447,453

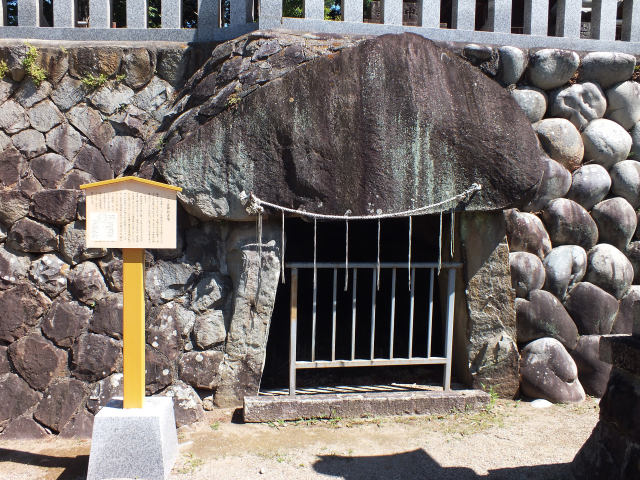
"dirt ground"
0,397,599,480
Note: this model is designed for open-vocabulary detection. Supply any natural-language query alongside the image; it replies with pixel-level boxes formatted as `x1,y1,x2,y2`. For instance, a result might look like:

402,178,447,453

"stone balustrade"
0,0,640,53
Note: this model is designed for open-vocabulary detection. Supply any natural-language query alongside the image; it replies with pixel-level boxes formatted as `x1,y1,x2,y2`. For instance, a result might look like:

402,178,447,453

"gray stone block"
87,396,178,480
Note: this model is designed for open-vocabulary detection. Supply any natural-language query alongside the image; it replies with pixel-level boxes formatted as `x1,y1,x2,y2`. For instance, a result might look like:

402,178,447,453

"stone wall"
1,32,639,438
489,47,640,402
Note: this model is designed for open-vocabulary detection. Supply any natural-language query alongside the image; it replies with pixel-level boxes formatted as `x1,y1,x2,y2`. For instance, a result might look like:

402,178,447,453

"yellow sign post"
80,177,181,409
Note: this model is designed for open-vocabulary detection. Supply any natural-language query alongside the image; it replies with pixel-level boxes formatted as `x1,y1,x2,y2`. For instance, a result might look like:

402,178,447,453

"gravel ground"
0,397,599,480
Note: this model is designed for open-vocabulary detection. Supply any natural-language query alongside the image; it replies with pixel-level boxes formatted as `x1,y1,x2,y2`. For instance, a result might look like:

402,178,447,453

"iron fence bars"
287,261,461,397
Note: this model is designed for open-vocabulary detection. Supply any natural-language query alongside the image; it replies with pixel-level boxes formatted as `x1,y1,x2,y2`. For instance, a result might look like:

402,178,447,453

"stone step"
243,388,490,423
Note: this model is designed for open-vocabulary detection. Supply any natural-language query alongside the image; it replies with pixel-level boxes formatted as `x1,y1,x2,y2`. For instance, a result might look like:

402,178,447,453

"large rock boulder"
605,81,640,129
158,381,205,427
585,244,634,299
612,286,640,334
0,283,51,342
570,335,611,398
541,198,598,250
509,251,545,298
8,333,68,391
548,82,606,131
41,298,92,348
159,34,544,221
0,373,41,424
542,245,587,299
522,157,571,212
564,282,619,334
610,160,640,208
591,197,637,250
497,46,527,86
582,119,632,169
510,87,547,123
504,209,552,258
580,52,636,89
566,164,611,211
520,337,585,403
527,49,580,90
533,119,584,171
515,290,578,349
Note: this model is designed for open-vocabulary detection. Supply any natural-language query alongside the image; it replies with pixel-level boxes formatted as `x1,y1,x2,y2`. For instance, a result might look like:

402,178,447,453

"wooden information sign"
80,177,182,409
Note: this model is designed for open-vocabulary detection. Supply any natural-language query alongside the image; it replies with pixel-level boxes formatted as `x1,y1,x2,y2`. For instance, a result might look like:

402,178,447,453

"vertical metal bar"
623,0,640,41
408,268,415,358
370,268,377,360
427,268,434,358
289,268,298,397
443,268,456,391
331,268,337,362
389,268,396,359
311,262,317,362
351,268,357,361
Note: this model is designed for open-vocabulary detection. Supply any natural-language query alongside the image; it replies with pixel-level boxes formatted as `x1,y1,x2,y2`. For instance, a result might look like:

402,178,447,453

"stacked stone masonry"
0,32,639,437
497,47,640,403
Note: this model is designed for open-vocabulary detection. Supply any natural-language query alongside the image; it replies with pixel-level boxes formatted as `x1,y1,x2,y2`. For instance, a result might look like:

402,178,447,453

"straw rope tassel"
408,216,412,290
450,211,455,258
438,211,443,275
313,218,317,300
344,218,349,291
281,211,285,284
376,219,381,290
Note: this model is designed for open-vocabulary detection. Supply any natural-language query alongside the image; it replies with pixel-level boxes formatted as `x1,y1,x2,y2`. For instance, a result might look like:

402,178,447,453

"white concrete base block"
87,397,178,480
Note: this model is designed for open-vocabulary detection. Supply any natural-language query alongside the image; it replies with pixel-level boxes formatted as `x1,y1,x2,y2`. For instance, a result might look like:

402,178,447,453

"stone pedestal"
87,397,178,480
572,335,640,479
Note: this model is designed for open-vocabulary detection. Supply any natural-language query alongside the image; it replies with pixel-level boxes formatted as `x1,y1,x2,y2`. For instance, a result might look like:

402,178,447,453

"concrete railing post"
343,0,363,23
383,0,403,25
128,0,149,28
591,0,618,40
89,0,111,28
162,0,182,28
556,0,581,37
622,0,640,41
523,0,548,36
486,0,510,33
305,0,323,20
231,0,249,24
18,0,39,26
452,0,475,30
259,0,281,28
420,0,440,28
198,0,220,32
54,0,75,27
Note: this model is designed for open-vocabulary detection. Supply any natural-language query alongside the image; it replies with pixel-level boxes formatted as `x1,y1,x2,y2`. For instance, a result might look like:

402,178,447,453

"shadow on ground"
0,448,88,480
314,449,572,480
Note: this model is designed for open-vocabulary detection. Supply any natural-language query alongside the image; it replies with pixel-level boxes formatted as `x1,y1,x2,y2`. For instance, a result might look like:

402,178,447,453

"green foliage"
0,60,8,79
282,0,342,19
81,73,109,89
22,45,47,87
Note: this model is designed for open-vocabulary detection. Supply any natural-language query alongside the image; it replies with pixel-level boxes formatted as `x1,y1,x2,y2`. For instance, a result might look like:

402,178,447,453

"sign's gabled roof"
79,176,182,192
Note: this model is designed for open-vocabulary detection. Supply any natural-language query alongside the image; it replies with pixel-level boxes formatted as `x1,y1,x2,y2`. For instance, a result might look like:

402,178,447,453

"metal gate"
287,262,460,396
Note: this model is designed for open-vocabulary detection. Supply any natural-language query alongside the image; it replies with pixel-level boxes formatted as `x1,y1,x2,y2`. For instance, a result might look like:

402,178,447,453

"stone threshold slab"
243,389,490,423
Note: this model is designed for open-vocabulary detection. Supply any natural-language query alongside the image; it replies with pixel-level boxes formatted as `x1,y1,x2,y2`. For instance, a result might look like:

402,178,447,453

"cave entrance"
260,215,460,395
